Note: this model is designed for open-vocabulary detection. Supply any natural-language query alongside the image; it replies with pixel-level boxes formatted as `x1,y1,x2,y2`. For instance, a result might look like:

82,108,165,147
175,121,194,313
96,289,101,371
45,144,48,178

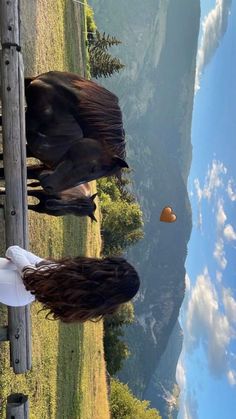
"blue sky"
177,1,236,418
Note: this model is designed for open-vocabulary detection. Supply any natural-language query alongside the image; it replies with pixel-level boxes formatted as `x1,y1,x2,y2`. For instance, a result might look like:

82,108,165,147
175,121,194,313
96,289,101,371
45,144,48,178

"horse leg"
27,189,47,200
27,164,47,180
28,203,45,214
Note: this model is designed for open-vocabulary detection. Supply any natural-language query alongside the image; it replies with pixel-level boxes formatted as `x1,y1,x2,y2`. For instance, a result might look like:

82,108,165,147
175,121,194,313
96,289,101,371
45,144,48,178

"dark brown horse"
0,183,97,220
22,71,128,193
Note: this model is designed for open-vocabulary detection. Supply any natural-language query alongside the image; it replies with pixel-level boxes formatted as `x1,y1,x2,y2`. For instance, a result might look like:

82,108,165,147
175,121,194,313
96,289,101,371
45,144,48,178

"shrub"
110,379,162,419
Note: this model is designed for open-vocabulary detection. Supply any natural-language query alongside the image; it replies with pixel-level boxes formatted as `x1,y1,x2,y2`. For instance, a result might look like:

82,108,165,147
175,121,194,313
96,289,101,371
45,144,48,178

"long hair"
38,71,126,159
22,256,140,323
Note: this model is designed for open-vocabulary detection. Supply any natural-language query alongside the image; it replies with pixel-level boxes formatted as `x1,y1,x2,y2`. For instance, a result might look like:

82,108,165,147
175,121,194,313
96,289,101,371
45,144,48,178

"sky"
177,1,236,418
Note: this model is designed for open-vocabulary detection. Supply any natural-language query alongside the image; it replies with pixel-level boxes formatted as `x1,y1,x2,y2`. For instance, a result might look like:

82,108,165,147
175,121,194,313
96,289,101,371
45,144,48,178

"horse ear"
112,156,129,169
91,193,98,201
89,213,97,222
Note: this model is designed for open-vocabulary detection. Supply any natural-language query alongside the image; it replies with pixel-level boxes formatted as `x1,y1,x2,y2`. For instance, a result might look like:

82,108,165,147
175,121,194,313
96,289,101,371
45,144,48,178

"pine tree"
90,49,125,79
88,30,125,78
88,30,122,50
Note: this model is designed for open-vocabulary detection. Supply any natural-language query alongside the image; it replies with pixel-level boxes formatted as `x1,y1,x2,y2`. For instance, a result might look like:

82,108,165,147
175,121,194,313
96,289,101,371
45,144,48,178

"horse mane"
72,78,126,159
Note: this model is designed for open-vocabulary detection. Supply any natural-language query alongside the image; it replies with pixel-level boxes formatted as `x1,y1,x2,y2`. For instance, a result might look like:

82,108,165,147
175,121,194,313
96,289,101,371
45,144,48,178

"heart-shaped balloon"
160,207,177,223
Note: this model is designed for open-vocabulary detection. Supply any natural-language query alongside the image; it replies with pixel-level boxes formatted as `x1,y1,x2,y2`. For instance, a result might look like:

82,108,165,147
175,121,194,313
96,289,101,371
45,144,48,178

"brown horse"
22,71,128,193
0,183,97,220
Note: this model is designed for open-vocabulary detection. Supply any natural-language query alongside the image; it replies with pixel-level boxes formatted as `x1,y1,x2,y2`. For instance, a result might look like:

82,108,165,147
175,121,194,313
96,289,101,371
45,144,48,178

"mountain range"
90,0,201,416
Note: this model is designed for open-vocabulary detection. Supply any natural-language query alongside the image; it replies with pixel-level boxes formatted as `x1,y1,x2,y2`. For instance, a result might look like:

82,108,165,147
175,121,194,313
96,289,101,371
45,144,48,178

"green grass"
0,1,109,417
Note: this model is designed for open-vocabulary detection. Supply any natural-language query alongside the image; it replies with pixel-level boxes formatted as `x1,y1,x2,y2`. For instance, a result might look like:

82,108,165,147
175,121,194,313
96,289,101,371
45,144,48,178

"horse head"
45,193,98,220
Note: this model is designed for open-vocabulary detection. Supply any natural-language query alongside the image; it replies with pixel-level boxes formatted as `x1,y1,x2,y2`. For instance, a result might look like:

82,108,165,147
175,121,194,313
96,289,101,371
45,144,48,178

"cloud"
227,179,236,201
204,160,227,200
223,224,236,241
176,356,186,390
182,391,199,419
177,356,199,419
227,369,236,386
194,160,227,228
216,271,223,283
195,0,232,91
184,267,233,377
216,199,227,229
185,273,191,292
214,199,228,268
222,288,236,324
213,237,227,269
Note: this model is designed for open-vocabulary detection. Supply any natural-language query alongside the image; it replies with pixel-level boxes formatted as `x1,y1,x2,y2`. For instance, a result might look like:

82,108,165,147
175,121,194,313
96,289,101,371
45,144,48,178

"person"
0,246,140,323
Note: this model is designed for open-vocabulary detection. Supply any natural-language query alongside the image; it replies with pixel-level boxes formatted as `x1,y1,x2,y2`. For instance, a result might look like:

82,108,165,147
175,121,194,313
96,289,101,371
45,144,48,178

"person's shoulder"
6,245,22,254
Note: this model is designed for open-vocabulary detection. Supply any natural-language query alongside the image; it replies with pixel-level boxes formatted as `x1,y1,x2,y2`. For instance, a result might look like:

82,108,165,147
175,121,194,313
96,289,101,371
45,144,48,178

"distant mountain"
144,321,183,419
90,0,200,415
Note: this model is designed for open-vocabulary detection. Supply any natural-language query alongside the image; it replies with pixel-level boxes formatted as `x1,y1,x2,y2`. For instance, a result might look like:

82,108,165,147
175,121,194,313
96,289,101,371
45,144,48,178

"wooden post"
0,0,31,373
6,393,29,419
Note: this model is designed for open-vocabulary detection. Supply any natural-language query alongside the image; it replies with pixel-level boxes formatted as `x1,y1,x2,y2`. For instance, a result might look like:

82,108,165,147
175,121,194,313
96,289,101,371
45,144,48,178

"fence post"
6,393,29,419
0,0,31,373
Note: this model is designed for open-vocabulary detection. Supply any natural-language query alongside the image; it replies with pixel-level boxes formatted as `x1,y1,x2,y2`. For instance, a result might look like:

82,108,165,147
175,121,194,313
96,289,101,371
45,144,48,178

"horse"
0,182,98,220
16,71,128,193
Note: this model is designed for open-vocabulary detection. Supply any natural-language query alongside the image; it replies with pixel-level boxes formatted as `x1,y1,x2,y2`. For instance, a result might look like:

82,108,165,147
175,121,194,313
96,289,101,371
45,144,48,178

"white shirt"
0,246,44,307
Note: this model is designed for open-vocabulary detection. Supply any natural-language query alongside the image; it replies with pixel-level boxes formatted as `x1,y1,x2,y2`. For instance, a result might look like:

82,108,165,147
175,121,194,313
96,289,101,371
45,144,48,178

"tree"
98,176,144,256
87,29,125,79
110,379,162,419
102,199,143,255
105,302,135,328
104,302,135,375
89,48,125,79
89,31,122,50
104,329,130,375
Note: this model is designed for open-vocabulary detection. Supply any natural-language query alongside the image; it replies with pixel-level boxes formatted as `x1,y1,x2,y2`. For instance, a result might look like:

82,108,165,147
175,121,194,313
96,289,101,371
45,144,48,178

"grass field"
0,1,110,418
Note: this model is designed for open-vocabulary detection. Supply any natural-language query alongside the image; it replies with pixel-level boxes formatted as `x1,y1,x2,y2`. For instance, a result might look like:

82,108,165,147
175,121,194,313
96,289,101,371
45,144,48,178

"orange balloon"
160,207,177,223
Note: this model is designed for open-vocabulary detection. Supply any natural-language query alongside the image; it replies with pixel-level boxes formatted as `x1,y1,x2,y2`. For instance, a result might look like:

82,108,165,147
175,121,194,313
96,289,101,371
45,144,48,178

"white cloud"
227,179,236,201
204,161,227,200
184,267,232,377
194,160,227,228
177,356,199,419
194,178,203,202
223,224,236,241
222,288,236,324
176,356,186,390
185,273,191,292
214,199,228,268
227,369,236,386
216,199,227,229
213,238,227,269
195,0,232,91
216,271,223,283
183,392,199,419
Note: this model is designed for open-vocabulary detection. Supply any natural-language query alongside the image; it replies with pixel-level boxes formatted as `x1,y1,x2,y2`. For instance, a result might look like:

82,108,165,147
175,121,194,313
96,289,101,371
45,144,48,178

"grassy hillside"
0,1,109,418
